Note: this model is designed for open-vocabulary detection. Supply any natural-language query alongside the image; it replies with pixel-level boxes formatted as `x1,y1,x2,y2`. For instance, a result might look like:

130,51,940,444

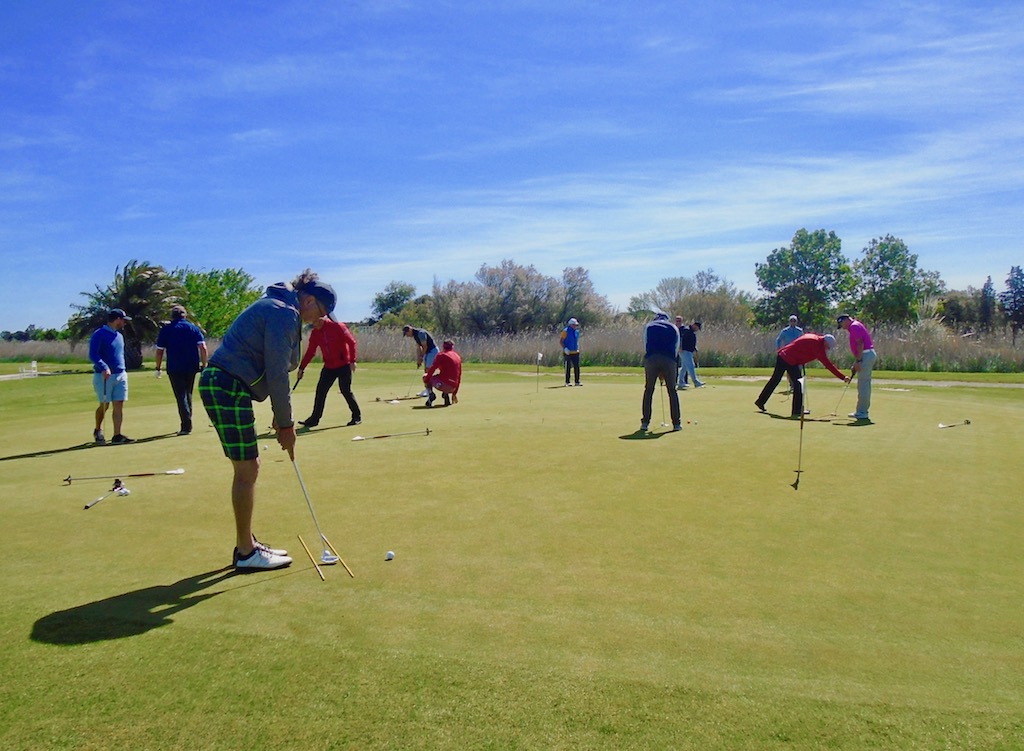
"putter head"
320,551,340,565
352,435,365,441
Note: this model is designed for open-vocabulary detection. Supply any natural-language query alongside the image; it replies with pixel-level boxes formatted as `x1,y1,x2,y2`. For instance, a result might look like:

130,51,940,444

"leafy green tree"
754,229,855,329
172,267,263,338
629,270,752,325
377,294,436,331
555,267,612,327
979,276,997,332
854,235,944,324
938,288,979,332
370,281,416,324
998,266,1024,345
67,261,185,369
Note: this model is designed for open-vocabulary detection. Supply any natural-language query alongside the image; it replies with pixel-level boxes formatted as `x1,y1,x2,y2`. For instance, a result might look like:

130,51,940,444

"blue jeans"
678,351,703,387
854,349,876,418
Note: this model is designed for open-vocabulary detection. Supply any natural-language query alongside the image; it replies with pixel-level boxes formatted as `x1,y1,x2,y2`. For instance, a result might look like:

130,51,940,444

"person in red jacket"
422,339,462,407
755,333,850,417
298,315,361,427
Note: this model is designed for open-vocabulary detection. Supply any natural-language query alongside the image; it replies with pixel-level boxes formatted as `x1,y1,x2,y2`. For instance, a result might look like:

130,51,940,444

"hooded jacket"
208,282,301,428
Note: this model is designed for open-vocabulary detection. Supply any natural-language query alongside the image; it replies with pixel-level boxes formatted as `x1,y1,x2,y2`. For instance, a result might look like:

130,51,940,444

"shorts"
199,365,258,461
94,371,128,402
423,347,439,370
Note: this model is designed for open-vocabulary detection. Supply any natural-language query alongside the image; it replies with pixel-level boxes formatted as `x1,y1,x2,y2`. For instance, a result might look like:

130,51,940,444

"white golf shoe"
233,547,292,572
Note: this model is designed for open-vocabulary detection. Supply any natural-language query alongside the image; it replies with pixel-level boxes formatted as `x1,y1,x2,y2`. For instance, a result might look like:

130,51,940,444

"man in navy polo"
155,305,208,435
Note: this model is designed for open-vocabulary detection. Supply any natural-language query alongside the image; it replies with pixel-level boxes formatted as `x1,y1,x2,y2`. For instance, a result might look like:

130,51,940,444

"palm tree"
67,261,186,370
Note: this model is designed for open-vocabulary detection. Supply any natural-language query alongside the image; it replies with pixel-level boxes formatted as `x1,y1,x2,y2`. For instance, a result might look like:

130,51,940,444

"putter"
351,428,431,441
84,479,130,510
938,419,971,429
292,459,354,576
829,379,852,417
659,376,669,427
65,468,184,485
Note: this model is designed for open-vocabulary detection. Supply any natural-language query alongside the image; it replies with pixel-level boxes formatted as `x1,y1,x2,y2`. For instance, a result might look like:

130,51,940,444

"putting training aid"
352,428,431,441
292,459,354,579
65,468,185,485
297,535,325,581
938,419,971,429
84,479,130,510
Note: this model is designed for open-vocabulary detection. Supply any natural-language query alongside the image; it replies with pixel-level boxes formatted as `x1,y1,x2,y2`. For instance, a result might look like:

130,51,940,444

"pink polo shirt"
848,319,874,356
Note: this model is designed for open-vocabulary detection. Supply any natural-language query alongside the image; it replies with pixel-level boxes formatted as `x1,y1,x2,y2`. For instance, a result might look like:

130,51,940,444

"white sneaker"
418,389,430,397
234,547,292,571
253,537,288,556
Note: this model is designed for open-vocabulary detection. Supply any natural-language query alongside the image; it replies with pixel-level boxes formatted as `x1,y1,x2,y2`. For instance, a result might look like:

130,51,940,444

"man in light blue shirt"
89,308,133,445
775,314,803,394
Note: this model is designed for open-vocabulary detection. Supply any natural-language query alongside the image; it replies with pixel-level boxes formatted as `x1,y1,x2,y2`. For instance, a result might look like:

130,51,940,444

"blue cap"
108,308,132,321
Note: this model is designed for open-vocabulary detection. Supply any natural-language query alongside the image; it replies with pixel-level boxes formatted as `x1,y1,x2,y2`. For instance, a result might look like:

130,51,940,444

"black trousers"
564,353,580,384
757,356,804,416
168,370,197,432
307,366,360,424
642,354,681,426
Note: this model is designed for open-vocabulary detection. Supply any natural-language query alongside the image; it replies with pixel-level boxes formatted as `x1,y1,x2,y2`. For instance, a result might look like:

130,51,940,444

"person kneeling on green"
755,333,850,417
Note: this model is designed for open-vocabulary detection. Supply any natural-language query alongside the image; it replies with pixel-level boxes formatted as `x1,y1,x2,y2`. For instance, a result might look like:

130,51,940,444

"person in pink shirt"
422,339,462,407
755,333,850,417
837,314,876,421
298,315,361,427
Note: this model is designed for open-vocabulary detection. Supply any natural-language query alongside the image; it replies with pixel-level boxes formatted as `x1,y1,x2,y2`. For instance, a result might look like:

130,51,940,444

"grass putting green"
1,365,1022,749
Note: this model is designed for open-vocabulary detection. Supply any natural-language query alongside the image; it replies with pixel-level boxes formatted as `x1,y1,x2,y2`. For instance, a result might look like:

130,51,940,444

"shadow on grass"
30,567,242,645
619,430,667,440
0,432,180,463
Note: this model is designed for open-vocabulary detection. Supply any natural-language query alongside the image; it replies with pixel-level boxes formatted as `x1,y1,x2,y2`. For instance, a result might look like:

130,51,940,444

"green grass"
1,366,1022,749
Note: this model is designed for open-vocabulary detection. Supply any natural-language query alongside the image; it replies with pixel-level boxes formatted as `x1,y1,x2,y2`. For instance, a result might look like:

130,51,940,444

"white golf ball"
385,551,395,561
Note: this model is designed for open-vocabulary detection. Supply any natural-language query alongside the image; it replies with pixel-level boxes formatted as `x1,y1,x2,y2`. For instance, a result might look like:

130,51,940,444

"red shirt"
779,334,846,381
425,350,462,393
300,319,357,370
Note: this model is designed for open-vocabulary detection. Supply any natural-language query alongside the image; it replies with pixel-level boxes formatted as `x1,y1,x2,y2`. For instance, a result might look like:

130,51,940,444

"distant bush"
4,321,1022,372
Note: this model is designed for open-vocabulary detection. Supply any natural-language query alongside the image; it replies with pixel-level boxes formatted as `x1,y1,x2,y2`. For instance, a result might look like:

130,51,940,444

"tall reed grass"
2,321,1021,372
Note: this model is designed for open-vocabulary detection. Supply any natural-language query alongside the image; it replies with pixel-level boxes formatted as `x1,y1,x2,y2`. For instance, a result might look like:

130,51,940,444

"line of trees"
4,229,1022,359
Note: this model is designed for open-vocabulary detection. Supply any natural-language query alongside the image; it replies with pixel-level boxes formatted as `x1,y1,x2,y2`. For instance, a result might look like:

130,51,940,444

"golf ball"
385,551,395,561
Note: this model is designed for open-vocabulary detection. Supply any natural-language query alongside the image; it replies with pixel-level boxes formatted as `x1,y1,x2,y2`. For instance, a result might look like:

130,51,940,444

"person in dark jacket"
640,313,682,432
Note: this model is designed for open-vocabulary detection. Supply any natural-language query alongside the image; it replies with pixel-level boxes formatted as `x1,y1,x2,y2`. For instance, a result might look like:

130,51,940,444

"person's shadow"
30,567,239,645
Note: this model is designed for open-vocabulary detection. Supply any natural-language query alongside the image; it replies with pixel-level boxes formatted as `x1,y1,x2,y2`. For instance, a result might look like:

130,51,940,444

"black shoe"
574,382,582,387
755,401,766,412
298,420,318,428
177,429,191,436
426,393,436,407
443,394,451,407
94,429,106,445
111,434,135,444
346,418,361,426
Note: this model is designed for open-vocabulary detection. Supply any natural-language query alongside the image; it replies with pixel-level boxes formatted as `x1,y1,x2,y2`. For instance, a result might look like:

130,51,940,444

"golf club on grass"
352,428,431,441
829,378,852,417
291,459,354,577
65,468,184,485
84,479,130,509
938,419,971,429
792,377,806,490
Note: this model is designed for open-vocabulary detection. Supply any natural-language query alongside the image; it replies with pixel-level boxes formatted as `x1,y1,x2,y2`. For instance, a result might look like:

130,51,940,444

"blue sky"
2,1,1023,331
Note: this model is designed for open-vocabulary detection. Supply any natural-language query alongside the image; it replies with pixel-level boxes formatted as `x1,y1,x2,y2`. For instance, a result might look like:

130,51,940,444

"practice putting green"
1,365,1021,749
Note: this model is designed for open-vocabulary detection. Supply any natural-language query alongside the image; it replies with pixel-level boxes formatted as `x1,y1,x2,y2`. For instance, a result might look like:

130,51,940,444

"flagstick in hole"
792,376,807,490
